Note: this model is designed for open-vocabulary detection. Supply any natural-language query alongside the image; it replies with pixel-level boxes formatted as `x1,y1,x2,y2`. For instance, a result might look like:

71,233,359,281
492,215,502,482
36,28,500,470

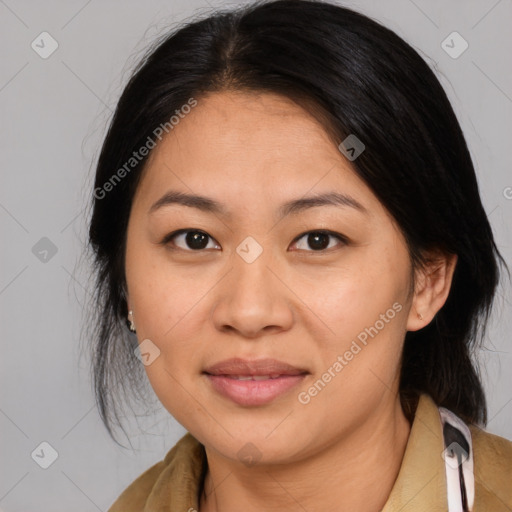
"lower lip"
205,374,307,406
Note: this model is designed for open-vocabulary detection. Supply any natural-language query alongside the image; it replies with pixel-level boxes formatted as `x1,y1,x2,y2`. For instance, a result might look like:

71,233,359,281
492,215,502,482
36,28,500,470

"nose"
210,248,294,339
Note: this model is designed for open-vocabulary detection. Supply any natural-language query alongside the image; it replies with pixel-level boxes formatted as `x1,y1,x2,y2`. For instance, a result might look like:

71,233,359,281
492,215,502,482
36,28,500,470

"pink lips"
204,358,308,406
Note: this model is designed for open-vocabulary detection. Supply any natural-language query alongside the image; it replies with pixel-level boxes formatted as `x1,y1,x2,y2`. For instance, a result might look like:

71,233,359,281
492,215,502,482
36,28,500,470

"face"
124,91,418,464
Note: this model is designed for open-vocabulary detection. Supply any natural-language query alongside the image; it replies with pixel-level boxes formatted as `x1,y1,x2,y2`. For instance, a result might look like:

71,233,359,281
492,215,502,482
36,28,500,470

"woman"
87,0,512,510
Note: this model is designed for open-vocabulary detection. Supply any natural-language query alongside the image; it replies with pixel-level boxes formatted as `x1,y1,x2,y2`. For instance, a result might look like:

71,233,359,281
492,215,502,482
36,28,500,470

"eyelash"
160,229,348,253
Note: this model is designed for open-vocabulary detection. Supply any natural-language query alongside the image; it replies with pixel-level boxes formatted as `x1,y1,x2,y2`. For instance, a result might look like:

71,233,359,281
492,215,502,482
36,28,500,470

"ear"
407,251,458,332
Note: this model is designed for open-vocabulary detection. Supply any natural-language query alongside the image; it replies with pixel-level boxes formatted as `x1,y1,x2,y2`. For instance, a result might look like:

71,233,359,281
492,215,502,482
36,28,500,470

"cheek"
299,249,410,345
127,261,211,428
143,362,208,434
294,279,407,430
125,241,188,337
295,247,410,398
125,241,200,410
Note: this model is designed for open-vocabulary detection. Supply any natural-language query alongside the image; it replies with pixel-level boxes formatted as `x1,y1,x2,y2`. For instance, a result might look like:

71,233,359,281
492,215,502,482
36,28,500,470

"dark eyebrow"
279,192,367,217
148,190,367,218
148,191,229,216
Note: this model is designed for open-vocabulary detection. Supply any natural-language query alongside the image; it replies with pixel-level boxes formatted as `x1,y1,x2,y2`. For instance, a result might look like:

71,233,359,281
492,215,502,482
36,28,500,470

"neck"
199,394,411,512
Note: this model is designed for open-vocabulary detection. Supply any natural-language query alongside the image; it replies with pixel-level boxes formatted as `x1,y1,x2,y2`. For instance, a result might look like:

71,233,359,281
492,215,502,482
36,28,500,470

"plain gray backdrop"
1,0,511,510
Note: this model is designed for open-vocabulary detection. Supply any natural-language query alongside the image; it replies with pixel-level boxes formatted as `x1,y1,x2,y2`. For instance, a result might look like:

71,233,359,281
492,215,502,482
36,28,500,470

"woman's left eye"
291,230,347,252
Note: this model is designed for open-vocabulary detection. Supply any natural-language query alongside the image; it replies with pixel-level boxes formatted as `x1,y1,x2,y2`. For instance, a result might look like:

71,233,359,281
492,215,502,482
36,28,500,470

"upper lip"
204,358,309,376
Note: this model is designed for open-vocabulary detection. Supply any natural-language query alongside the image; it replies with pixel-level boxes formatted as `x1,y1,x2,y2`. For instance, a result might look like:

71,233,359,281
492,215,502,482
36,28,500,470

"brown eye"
163,230,220,251
292,231,347,252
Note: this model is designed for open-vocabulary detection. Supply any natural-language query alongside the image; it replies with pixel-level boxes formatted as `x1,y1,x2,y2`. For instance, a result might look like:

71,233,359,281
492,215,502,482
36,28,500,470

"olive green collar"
148,394,447,511
109,393,512,511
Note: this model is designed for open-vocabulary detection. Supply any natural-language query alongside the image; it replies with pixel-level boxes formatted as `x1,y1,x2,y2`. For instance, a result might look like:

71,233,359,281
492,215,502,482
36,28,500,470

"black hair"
86,0,507,443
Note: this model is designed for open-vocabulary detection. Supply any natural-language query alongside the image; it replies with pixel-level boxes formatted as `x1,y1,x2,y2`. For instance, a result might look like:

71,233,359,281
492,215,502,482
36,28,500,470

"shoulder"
470,424,512,510
107,432,204,512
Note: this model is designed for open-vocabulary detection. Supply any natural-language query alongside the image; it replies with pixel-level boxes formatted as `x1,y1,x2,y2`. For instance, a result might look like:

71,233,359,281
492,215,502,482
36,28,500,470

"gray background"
1,0,511,510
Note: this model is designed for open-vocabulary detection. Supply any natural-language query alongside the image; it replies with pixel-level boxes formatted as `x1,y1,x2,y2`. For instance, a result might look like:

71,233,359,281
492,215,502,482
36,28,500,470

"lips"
204,358,308,377
203,358,309,406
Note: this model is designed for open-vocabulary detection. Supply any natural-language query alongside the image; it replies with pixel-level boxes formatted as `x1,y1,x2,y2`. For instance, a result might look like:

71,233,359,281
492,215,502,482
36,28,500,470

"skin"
124,91,457,512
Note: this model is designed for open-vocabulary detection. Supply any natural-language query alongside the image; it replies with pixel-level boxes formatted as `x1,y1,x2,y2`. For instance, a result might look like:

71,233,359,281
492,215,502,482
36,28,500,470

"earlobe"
127,309,137,333
406,252,458,332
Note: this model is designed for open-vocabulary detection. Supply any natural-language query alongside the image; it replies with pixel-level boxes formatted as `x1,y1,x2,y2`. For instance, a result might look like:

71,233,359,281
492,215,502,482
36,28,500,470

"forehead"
134,91,379,215
154,91,339,162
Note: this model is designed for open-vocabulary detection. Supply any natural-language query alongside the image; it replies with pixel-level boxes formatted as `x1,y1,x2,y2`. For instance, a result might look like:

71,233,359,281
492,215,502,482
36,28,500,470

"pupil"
308,232,329,250
186,231,208,250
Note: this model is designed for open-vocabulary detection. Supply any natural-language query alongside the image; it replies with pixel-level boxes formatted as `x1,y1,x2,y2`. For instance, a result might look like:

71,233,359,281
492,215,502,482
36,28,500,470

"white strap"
439,406,475,512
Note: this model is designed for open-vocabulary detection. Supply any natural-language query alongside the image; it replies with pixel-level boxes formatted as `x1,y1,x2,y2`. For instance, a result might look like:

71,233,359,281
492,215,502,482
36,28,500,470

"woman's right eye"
162,229,221,251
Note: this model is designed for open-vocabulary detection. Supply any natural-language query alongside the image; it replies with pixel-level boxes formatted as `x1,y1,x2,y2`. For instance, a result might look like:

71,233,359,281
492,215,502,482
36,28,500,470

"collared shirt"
108,394,512,511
